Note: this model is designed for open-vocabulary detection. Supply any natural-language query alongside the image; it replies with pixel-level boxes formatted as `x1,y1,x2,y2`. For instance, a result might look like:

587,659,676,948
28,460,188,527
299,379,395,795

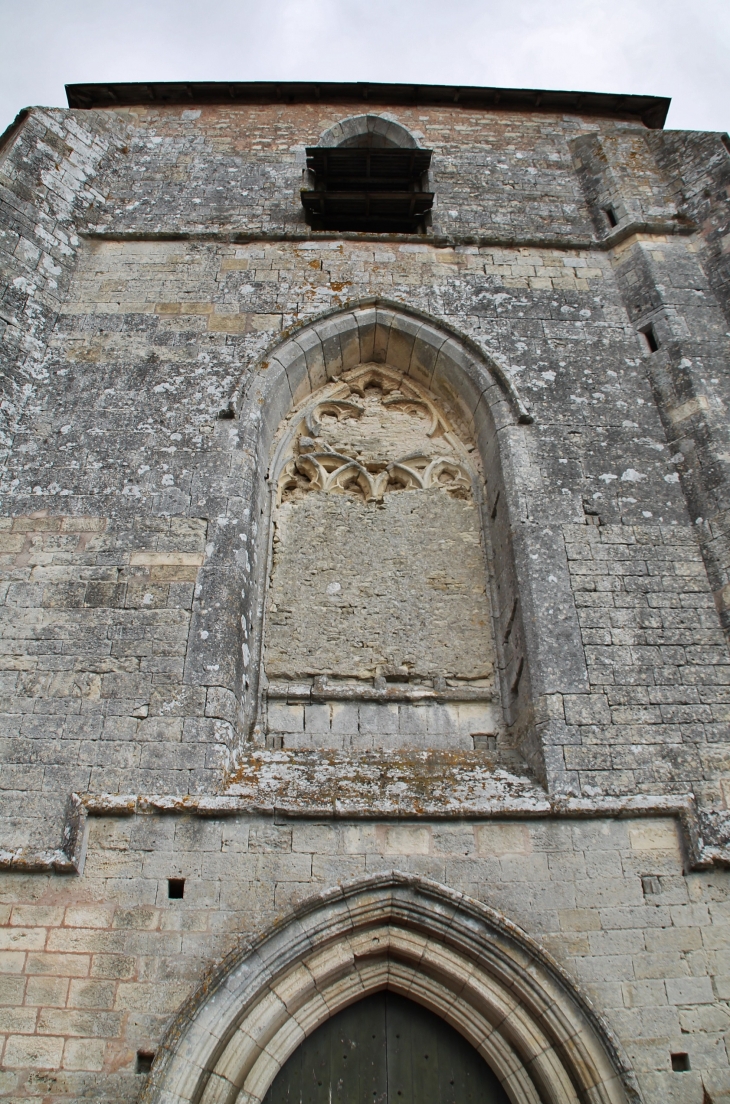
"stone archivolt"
144,875,636,1104
275,364,475,505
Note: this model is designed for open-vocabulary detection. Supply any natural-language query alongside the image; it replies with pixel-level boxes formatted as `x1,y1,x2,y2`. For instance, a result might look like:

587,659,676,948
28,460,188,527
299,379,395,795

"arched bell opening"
303,115,433,232
141,874,641,1104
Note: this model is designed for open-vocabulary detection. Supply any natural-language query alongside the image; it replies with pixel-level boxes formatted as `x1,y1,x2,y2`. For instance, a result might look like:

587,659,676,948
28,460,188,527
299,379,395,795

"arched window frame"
180,298,591,795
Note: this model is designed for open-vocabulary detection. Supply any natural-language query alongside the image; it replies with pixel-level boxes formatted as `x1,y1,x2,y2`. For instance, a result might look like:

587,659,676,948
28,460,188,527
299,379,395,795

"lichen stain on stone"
225,749,545,814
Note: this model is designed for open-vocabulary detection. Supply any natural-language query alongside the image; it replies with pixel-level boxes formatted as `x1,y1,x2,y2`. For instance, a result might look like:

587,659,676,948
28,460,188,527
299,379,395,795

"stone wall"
1,228,723,832
0,107,125,469
1,813,728,1104
1,95,730,1104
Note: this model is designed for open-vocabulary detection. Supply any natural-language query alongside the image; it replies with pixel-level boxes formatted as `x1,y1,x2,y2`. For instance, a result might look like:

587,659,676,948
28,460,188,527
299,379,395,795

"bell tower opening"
301,113,434,233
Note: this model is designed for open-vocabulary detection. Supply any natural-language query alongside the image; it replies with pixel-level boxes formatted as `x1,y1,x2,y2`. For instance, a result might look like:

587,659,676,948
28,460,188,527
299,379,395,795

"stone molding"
315,113,421,149
140,871,640,1104
79,219,696,251
204,298,543,772
224,296,533,425
4,789,729,875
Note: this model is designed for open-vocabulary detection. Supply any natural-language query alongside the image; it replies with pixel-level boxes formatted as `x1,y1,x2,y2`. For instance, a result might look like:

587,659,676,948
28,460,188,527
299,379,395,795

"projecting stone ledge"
224,750,547,815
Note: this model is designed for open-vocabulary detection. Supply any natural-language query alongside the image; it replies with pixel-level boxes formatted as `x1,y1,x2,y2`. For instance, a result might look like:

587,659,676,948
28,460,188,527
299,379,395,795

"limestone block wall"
572,131,730,632
563,522,730,805
0,106,125,467
1,229,727,838
85,101,597,242
1,813,729,1104
649,130,730,327
1,93,730,1104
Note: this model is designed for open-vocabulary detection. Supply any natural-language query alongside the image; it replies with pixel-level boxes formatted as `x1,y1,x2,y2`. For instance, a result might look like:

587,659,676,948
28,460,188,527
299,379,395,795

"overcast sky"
1,0,728,136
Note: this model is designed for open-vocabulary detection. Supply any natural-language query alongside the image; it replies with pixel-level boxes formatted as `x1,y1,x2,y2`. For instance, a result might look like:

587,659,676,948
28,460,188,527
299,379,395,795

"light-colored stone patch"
378,825,431,854
628,819,681,856
266,490,494,682
474,822,532,856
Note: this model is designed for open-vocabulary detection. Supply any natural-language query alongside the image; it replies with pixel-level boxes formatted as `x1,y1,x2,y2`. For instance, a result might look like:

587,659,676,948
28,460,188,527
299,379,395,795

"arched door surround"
141,873,640,1104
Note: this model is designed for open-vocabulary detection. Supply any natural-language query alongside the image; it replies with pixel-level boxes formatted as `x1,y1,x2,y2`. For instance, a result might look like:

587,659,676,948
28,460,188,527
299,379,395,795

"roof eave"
64,81,671,129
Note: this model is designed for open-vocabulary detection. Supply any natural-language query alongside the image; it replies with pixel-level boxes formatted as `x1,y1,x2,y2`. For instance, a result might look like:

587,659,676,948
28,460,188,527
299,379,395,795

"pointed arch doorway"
264,990,509,1104
144,874,640,1104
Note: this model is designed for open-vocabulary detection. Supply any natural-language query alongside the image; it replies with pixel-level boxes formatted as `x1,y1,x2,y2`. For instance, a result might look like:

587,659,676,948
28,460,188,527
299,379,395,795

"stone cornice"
2,788,728,875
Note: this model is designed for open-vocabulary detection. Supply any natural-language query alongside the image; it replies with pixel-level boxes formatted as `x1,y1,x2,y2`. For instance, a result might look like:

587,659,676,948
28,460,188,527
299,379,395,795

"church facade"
1,80,730,1104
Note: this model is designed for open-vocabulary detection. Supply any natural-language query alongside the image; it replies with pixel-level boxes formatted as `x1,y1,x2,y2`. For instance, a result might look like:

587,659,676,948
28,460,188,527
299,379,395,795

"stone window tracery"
276,365,473,505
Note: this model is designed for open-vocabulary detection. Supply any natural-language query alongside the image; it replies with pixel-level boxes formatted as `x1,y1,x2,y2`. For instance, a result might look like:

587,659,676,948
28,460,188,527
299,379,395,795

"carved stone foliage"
276,365,475,505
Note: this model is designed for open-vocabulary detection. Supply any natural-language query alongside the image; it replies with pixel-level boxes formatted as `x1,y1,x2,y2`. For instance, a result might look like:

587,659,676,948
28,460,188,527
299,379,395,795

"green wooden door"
263,991,510,1104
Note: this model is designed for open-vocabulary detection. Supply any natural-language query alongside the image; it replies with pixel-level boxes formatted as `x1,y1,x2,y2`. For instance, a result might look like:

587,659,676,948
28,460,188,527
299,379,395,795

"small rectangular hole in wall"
671,1053,690,1072
472,734,497,752
583,502,601,526
136,1051,155,1075
167,878,185,899
641,874,661,896
603,205,618,228
641,324,659,353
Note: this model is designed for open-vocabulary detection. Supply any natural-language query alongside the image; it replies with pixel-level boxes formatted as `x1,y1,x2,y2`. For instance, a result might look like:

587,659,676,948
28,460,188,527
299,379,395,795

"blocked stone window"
262,363,500,751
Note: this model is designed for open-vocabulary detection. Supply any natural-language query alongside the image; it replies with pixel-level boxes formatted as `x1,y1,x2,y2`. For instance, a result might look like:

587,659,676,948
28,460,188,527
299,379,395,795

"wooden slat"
302,191,433,210
305,148,432,186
